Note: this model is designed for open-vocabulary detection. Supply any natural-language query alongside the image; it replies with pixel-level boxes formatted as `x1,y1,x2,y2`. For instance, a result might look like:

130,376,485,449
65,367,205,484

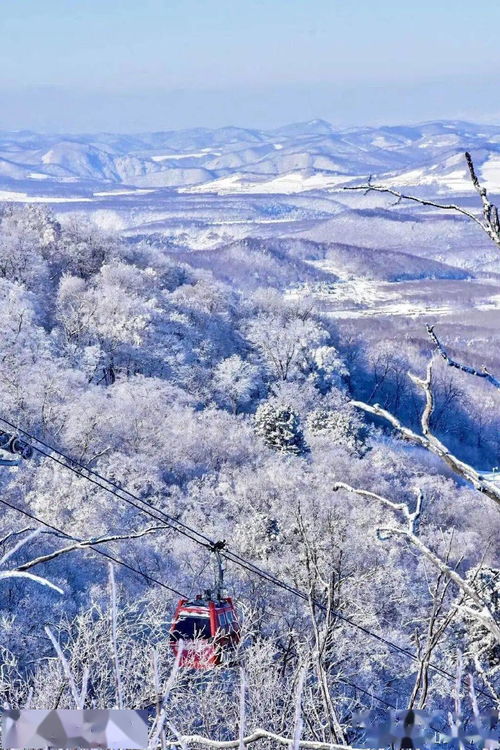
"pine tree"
254,401,308,455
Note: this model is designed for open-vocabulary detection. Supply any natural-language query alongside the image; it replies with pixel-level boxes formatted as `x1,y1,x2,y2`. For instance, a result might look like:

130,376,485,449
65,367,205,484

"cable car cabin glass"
169,597,240,669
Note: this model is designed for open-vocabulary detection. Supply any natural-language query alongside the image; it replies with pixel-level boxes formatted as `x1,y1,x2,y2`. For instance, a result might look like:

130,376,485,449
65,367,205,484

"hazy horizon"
1,90,500,136
2,0,500,132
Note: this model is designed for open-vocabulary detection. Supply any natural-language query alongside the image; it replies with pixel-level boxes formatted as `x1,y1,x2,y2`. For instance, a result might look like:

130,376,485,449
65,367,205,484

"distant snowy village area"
0,119,499,749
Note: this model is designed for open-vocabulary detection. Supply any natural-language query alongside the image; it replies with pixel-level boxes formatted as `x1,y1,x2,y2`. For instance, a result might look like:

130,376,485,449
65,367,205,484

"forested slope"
0,204,498,745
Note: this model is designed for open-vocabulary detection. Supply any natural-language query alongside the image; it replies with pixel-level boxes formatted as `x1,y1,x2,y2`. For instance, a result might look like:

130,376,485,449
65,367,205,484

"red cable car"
169,542,240,669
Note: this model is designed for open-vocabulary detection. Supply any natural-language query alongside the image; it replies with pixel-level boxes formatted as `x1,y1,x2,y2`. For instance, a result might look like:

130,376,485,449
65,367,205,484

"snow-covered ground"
179,171,350,194
0,189,93,203
287,276,500,320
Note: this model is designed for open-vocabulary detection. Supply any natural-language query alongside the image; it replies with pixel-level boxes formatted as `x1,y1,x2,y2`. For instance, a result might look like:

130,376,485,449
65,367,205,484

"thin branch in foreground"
0,526,34,549
45,625,85,708
109,563,123,710
163,730,359,749
0,529,42,567
350,394,500,510
427,325,500,389
0,570,64,594
333,482,500,645
15,526,168,572
148,642,184,750
464,151,500,247
344,152,500,250
239,669,247,750
292,661,308,750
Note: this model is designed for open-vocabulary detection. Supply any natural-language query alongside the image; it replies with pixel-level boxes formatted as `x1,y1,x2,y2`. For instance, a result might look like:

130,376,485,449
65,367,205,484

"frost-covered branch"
0,570,64,594
15,526,168,572
333,482,500,644
473,656,500,705
45,625,86,708
0,529,42,567
292,661,307,750
343,181,486,233
0,525,166,597
408,358,434,437
350,388,500,510
148,642,184,750
163,731,358,749
109,564,123,709
334,482,422,534
0,526,34,549
427,325,500,389
239,669,247,750
464,151,500,248
344,152,500,250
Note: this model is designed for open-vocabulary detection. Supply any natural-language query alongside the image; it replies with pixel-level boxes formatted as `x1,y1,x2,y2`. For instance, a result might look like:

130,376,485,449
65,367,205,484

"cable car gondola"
169,541,240,669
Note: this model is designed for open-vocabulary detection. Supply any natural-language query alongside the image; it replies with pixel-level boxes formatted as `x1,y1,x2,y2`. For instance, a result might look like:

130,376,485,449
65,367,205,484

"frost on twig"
239,668,247,750
292,661,307,750
15,525,168,572
351,357,500,510
163,730,357,749
0,570,64,594
148,642,184,750
333,482,500,645
344,152,500,251
109,563,124,709
45,625,87,708
427,325,500,389
0,524,168,597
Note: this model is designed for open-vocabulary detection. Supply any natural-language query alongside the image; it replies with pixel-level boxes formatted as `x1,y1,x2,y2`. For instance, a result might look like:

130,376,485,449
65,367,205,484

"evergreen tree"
254,401,308,455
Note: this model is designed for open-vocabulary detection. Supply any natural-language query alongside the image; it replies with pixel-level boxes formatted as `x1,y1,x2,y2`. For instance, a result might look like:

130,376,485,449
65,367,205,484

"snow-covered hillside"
2,120,500,193
2,121,500,735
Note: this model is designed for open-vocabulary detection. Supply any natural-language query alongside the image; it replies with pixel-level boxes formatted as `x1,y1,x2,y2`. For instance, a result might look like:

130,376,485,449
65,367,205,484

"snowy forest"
0,146,499,750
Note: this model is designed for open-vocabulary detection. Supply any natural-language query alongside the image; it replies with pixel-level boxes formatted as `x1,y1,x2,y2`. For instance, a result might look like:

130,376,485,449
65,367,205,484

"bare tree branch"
148,642,184,750
0,527,34,549
427,325,500,389
473,655,500,705
408,358,434,436
0,529,42,567
163,731,359,749
333,482,500,644
344,152,500,250
109,564,123,710
45,625,86,708
464,152,500,248
292,662,307,750
239,669,247,750
0,570,63,594
350,394,500,509
14,526,167,572
343,184,487,233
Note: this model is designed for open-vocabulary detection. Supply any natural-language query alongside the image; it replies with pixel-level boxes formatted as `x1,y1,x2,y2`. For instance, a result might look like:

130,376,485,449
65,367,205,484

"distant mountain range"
1,119,500,194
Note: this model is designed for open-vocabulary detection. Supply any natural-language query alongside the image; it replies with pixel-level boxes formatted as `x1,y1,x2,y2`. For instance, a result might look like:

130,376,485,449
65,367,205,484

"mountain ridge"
1,119,500,194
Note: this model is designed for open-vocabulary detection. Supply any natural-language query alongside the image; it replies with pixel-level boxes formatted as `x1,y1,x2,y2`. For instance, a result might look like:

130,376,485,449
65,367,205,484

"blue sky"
1,0,499,131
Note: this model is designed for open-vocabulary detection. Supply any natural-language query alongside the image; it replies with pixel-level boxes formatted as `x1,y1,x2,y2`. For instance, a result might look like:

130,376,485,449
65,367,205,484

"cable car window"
217,612,227,630
171,615,211,640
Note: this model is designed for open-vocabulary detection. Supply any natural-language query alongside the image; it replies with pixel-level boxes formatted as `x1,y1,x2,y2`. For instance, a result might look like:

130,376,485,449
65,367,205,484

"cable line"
0,496,184,597
0,415,494,702
0,495,401,713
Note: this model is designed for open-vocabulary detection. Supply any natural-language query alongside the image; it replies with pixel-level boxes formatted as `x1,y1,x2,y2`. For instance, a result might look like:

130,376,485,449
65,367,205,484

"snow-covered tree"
307,406,367,454
254,401,308,455
462,565,500,672
213,354,261,412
